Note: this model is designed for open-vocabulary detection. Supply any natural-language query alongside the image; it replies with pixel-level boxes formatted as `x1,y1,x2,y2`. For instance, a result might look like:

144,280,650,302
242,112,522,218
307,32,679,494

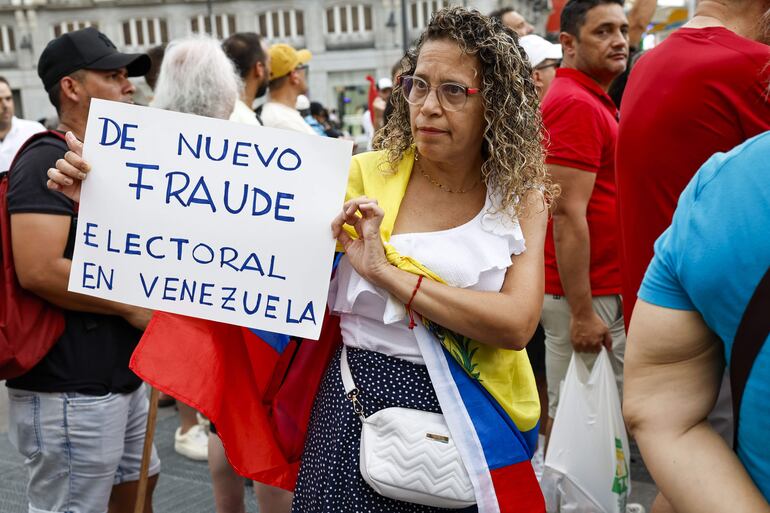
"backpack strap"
4,130,75,213
6,130,67,177
730,265,770,450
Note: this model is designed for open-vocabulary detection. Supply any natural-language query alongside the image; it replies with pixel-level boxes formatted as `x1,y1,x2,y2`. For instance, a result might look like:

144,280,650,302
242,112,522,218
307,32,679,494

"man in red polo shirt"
540,0,628,443
616,0,770,327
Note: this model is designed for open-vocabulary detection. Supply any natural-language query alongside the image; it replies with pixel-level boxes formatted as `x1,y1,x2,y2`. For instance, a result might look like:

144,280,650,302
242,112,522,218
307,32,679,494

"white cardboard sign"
68,99,352,339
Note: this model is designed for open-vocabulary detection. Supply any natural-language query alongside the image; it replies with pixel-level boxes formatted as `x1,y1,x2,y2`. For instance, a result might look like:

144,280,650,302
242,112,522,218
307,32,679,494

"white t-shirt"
1,117,46,171
328,193,527,364
229,99,261,126
360,110,374,151
261,101,316,135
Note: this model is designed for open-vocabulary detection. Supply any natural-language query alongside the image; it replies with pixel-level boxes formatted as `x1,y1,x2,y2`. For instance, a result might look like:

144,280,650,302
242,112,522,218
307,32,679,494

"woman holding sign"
50,8,553,513
317,8,552,512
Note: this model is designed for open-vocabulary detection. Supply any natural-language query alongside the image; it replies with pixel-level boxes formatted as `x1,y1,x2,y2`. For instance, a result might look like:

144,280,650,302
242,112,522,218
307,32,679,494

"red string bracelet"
406,275,423,330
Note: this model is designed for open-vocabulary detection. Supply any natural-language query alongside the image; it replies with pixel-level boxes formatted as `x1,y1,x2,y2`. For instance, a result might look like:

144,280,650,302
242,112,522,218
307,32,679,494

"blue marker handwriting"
81,222,286,281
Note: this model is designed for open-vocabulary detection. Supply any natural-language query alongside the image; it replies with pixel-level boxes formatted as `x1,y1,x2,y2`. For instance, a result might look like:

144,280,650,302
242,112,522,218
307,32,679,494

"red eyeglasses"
398,75,480,112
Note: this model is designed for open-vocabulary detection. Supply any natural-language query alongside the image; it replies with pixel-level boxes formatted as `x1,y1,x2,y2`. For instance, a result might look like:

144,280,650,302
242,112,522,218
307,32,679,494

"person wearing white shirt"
0,77,45,171
519,35,562,100
223,32,271,127
261,44,317,135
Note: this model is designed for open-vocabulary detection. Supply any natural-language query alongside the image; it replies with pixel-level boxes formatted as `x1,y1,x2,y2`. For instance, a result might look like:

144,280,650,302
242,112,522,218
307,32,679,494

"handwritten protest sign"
68,99,352,339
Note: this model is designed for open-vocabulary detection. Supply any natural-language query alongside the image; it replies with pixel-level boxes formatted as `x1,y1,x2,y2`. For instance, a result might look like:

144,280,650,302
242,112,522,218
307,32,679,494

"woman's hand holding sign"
47,131,89,202
331,196,391,285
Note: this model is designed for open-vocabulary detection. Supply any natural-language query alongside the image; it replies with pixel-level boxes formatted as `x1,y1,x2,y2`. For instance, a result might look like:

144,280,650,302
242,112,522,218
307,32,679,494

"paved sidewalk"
0,386,657,512
0,409,261,513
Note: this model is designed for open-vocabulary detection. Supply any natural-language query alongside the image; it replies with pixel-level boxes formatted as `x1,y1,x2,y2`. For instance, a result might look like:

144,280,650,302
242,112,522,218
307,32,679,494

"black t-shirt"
6,133,143,395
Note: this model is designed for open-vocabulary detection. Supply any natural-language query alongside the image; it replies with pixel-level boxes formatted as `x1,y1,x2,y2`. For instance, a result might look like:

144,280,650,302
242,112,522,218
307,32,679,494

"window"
324,4,374,35
0,25,14,54
410,0,450,29
190,14,235,39
122,18,168,48
257,9,305,40
52,21,98,38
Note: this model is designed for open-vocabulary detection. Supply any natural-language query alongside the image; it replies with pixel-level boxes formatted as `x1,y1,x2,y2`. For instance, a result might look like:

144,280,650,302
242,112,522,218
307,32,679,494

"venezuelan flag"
130,311,341,491
415,321,543,513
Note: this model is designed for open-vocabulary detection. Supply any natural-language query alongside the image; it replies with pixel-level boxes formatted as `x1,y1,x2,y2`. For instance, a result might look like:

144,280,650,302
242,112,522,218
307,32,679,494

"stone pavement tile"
152,415,259,512
1,407,657,513
0,414,259,513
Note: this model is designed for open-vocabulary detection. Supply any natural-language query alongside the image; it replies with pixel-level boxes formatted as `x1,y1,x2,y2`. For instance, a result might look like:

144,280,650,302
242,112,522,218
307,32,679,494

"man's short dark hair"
222,32,266,79
268,74,289,90
310,101,324,117
47,69,85,115
488,6,515,21
561,0,624,37
0,76,9,88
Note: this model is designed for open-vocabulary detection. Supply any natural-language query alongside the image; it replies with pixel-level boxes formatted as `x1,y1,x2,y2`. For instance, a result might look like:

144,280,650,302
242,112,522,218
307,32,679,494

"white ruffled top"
328,193,527,364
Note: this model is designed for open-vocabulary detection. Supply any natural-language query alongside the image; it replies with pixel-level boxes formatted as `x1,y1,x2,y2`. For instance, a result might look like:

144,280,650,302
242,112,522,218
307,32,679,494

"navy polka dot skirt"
291,346,478,513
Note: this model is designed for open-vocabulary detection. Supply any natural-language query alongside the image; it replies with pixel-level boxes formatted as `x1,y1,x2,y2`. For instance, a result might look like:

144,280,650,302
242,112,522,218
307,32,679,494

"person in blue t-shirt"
304,101,332,137
623,130,770,513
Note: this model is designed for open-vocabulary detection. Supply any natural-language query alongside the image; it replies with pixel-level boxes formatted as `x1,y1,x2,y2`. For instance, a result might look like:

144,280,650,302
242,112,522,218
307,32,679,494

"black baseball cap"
38,27,151,92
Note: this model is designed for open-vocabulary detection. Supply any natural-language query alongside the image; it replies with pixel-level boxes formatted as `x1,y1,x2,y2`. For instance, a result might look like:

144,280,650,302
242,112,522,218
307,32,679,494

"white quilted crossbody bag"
340,346,476,509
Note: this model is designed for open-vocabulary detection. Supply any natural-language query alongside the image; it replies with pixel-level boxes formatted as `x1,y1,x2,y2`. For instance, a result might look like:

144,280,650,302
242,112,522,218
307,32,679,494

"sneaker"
174,424,209,461
626,504,646,513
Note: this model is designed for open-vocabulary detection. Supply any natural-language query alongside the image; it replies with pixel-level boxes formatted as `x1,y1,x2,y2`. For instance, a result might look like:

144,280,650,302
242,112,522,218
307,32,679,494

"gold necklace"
415,154,481,194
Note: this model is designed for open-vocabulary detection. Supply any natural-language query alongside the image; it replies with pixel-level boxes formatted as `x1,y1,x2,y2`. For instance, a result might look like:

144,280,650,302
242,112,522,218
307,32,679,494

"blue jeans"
6,384,161,513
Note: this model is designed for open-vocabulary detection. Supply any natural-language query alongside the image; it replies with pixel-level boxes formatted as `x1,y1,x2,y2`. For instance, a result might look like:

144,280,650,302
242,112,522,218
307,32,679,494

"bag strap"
729,265,770,450
6,130,67,176
340,345,366,420
4,130,78,216
340,345,356,393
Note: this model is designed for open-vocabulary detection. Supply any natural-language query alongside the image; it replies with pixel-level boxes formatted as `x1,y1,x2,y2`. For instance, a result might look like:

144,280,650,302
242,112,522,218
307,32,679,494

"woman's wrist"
366,261,398,290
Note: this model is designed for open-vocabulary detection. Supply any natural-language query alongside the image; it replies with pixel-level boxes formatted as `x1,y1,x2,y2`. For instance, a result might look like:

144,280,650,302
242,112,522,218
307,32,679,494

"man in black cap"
5,28,160,513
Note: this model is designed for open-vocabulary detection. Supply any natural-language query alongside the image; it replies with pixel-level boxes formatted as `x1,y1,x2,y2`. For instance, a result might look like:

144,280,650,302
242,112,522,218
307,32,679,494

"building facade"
0,0,551,126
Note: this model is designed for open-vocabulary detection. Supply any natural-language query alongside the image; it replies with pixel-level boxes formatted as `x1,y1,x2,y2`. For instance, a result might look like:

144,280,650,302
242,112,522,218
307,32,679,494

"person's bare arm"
627,0,657,48
624,300,770,513
11,212,152,329
333,191,548,349
549,164,611,352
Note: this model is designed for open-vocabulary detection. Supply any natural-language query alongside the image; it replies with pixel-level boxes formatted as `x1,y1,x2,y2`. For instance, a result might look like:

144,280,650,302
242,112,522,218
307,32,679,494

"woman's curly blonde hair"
374,6,556,217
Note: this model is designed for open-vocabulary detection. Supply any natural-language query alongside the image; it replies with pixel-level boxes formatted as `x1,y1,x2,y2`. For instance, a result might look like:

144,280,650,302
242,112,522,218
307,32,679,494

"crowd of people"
2,0,769,512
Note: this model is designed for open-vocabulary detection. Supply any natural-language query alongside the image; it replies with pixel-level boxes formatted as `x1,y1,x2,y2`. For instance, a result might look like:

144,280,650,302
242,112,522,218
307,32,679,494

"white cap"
295,94,310,110
377,77,393,90
519,34,562,68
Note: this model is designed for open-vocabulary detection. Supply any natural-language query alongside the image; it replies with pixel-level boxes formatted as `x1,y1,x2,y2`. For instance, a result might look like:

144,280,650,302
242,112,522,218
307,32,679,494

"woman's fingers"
331,209,363,240
330,210,346,238
331,196,383,241
342,196,376,215
358,202,384,219
65,131,84,157
336,228,353,250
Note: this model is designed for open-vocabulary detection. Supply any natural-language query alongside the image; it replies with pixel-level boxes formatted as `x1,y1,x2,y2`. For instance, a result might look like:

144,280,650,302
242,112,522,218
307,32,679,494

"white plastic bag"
541,348,631,513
